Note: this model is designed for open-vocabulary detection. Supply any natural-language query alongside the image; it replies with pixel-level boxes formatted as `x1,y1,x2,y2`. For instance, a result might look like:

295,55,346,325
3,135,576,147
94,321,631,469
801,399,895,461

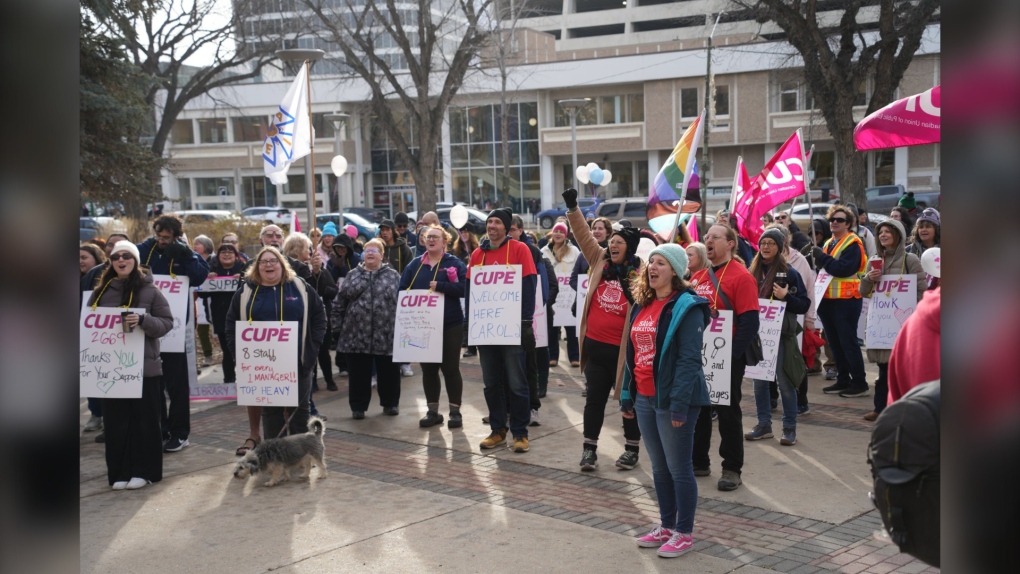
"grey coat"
332,262,400,356
89,272,174,377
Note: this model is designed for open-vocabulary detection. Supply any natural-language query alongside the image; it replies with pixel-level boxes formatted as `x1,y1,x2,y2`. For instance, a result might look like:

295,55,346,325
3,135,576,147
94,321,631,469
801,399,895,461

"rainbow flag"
647,110,705,240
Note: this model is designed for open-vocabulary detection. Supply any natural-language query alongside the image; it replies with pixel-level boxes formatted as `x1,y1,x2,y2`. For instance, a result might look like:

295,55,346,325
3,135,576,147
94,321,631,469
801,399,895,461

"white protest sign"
575,274,590,331
552,272,576,327
865,274,918,350
702,310,733,406
195,275,239,292
744,299,787,382
813,271,833,314
152,274,190,353
393,290,445,363
858,297,869,341
534,281,548,348
468,265,523,345
80,307,146,398
235,321,300,407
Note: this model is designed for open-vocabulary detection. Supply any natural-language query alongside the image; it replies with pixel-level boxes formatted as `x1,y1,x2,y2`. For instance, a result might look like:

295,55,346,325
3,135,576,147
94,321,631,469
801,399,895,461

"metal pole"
303,60,316,231
570,110,578,190
334,125,342,218
700,13,722,228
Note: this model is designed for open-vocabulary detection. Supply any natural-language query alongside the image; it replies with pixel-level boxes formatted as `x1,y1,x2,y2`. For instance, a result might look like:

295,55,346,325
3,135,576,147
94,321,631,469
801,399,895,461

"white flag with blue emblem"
263,65,311,185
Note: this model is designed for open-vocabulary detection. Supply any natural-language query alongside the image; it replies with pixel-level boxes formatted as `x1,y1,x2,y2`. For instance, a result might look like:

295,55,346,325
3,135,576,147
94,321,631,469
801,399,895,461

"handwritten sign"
701,310,733,406
152,274,190,353
552,272,576,327
858,298,869,342
195,275,239,292
392,290,445,363
575,274,589,331
468,264,522,346
813,271,833,314
744,299,787,382
80,307,146,398
864,274,917,350
235,321,299,407
534,281,548,348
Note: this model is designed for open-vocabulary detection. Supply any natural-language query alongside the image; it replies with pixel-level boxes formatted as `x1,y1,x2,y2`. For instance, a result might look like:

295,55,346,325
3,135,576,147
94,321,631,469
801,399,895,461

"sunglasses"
828,217,848,224
775,215,788,220
109,253,135,261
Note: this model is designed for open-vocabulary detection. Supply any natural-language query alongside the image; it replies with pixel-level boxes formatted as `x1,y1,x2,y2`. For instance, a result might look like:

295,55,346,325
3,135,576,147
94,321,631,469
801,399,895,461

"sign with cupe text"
701,310,733,406
552,271,575,327
534,281,548,348
468,265,523,346
744,299,787,382
80,307,146,398
392,290,445,363
865,275,918,350
152,274,189,353
235,321,299,407
813,271,833,314
195,275,239,292
575,274,590,331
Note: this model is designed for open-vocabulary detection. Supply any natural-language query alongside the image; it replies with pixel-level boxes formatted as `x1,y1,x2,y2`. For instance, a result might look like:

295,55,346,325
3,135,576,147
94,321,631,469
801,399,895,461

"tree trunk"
833,132,867,211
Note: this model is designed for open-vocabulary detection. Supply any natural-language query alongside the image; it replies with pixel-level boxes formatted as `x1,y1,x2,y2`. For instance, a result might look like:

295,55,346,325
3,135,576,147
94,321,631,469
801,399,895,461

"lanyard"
707,260,731,311
144,245,176,279
248,283,284,324
408,255,442,292
90,280,133,311
478,241,511,267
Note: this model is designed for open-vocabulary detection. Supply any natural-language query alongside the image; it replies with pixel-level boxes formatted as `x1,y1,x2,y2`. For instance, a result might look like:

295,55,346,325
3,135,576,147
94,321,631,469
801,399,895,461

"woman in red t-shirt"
621,244,711,558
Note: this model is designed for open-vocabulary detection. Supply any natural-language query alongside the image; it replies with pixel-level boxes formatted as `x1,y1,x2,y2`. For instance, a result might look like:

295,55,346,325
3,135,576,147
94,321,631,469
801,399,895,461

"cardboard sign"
534,281,548,348
744,299,787,382
392,289,445,363
468,264,523,346
187,288,236,401
152,274,190,353
552,272,576,327
80,307,146,399
858,297,869,342
702,310,733,406
575,274,590,331
235,321,300,407
813,271,833,314
864,274,918,350
195,275,239,292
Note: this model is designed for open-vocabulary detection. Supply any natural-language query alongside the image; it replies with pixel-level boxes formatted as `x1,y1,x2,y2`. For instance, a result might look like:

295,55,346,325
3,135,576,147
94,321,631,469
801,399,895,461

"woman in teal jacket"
621,244,711,559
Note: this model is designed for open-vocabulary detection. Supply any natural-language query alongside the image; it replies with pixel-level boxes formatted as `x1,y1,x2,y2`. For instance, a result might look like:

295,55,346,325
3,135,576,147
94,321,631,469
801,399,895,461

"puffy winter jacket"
331,262,400,355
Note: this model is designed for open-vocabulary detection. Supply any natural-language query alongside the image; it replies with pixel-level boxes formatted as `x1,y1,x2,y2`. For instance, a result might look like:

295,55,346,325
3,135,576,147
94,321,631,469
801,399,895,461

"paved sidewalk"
80,348,938,574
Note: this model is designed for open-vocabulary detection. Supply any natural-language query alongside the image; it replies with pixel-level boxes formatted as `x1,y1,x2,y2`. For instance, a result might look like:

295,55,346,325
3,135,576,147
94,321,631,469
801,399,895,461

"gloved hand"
562,188,578,210
811,246,828,263
521,319,535,351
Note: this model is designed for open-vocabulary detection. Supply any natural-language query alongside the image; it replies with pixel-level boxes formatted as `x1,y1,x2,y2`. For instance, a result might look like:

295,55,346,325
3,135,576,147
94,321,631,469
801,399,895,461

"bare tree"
304,0,495,214
734,0,940,208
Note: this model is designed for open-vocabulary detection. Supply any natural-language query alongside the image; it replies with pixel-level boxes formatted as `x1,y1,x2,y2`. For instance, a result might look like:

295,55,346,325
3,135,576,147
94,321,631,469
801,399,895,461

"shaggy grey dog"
232,417,328,486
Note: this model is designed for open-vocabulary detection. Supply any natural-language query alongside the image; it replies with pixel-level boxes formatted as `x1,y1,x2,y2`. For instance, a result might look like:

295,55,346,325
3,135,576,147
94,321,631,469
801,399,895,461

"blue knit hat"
321,222,338,238
648,243,689,279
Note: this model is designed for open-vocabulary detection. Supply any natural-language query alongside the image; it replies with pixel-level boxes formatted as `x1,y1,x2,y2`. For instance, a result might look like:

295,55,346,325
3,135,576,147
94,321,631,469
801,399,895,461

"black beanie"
332,233,354,252
613,227,641,258
487,207,513,232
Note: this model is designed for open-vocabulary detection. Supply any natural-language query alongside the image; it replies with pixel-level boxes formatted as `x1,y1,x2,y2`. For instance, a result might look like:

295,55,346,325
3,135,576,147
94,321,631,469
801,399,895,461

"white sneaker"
371,376,377,388
112,481,128,490
400,364,414,377
529,409,541,426
338,370,349,377
125,477,150,490
83,415,103,432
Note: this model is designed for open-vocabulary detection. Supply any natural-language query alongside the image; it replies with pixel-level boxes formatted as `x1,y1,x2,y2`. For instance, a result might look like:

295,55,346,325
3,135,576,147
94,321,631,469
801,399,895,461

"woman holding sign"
859,219,925,421
399,225,468,428
201,244,245,386
744,228,811,446
541,222,580,368
87,241,174,490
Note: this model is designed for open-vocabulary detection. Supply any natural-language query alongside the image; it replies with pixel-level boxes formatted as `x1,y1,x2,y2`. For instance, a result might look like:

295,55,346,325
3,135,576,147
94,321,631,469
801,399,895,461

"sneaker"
400,364,414,377
338,370,349,377
311,381,320,392
579,448,597,471
615,450,639,470
538,388,547,399
693,467,711,477
780,428,797,446
711,408,718,421
839,387,871,398
480,429,507,449
657,532,694,558
718,469,742,491
482,415,490,424
111,481,128,490
570,361,580,368
448,411,463,429
744,425,774,441
581,386,588,397
163,437,189,452
419,411,444,428
352,410,365,420
371,376,377,388
83,415,103,432
863,411,879,422
823,382,849,394
549,359,558,367
462,348,477,358
326,381,339,391
798,404,811,415
125,477,150,490
636,525,674,548
824,369,838,380
529,409,541,426
807,365,823,375
95,432,106,443
510,436,529,453
383,406,399,416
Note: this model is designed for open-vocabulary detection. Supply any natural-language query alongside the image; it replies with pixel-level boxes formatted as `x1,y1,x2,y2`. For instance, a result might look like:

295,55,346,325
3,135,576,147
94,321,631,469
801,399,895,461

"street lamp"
557,98,590,190
323,111,349,218
276,49,324,231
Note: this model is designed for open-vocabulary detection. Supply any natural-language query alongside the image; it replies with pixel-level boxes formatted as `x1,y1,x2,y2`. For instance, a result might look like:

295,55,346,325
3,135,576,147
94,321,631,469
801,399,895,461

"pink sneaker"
636,525,674,548
657,532,693,558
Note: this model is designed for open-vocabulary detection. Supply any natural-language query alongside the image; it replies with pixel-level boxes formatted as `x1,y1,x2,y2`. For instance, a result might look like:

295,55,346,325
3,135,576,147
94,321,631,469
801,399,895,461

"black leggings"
582,337,641,446
421,324,464,405
216,332,235,383
314,339,335,385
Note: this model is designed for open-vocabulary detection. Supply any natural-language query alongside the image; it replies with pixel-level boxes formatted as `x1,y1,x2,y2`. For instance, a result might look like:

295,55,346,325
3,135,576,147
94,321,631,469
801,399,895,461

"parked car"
171,210,239,226
595,198,650,229
80,217,101,242
783,203,832,232
316,212,379,243
241,206,292,226
536,197,601,229
406,202,464,223
862,185,940,213
344,207,387,224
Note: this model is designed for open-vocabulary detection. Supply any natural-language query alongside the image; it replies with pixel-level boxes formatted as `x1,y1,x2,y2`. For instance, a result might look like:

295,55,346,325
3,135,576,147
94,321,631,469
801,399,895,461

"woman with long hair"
87,241,174,490
567,216,613,367
888,207,914,239
80,243,106,278
541,222,581,369
905,208,940,290
684,242,707,276
453,227,480,357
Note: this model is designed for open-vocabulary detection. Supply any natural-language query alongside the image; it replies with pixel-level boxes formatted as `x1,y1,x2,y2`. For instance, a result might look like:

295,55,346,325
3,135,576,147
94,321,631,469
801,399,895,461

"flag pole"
728,155,742,214
304,59,317,232
667,109,705,244
796,129,816,267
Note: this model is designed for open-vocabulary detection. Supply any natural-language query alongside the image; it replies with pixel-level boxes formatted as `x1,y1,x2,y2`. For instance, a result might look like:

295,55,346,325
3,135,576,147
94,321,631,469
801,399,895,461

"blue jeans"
635,394,700,533
753,339,798,430
478,345,531,438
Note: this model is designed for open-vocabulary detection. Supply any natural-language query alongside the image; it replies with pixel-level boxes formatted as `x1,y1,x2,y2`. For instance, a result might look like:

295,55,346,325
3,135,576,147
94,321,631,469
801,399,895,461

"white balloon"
576,165,590,185
450,204,469,229
586,162,600,174
920,247,940,278
330,155,348,177
601,170,612,186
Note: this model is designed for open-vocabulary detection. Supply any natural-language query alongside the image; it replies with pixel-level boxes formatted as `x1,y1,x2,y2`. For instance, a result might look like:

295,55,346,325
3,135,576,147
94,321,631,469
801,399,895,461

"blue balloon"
589,167,604,185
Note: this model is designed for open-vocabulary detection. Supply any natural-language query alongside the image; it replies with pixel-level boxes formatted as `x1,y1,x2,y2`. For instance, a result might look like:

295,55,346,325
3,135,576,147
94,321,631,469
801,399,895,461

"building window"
714,85,730,117
780,81,799,112
629,94,644,122
232,116,268,142
171,120,194,144
554,100,597,127
197,118,228,144
195,177,234,198
311,113,338,139
241,176,276,209
874,150,895,186
809,150,835,189
680,87,699,118
855,79,868,107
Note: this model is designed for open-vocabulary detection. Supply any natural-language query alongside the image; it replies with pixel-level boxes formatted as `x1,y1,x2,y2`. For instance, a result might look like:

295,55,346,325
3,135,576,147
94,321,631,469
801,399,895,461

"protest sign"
865,275,918,350
534,281,548,348
80,307,146,399
235,321,299,407
744,299,787,382
552,272,575,327
392,290,445,363
575,274,589,331
858,297,869,341
195,275,239,292
152,274,190,352
701,310,733,406
468,265,523,346
813,271,833,314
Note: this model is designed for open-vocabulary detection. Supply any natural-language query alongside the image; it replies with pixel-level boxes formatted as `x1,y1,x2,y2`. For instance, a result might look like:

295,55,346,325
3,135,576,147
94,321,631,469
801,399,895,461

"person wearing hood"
905,208,940,289
136,214,210,454
394,211,417,252
858,218,925,421
564,189,645,472
318,222,339,265
200,244,246,386
844,203,877,258
775,211,811,252
326,232,362,281
377,218,413,275
87,241,174,490
771,224,817,415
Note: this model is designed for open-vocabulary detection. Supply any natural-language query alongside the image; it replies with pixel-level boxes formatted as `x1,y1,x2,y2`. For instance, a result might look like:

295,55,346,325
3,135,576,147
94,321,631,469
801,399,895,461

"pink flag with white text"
854,86,940,151
742,131,808,242
730,158,755,241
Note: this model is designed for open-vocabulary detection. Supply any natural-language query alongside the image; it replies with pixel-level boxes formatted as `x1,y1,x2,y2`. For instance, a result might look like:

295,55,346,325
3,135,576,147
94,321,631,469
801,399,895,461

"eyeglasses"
221,238,238,244
759,240,779,248
109,253,134,261
363,249,381,255
828,217,848,224
425,235,444,241
258,259,281,267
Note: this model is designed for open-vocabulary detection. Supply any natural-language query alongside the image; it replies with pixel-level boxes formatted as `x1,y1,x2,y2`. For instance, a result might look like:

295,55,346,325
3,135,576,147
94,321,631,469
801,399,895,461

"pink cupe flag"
729,157,756,242
854,85,940,151
290,210,301,233
740,130,808,244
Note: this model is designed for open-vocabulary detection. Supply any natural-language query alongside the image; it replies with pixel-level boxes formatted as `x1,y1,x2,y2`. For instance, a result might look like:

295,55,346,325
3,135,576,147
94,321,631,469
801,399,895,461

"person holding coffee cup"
86,241,174,490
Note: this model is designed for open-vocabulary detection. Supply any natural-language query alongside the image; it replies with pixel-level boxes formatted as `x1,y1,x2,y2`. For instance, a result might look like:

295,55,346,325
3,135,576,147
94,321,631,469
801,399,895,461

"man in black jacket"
776,211,812,252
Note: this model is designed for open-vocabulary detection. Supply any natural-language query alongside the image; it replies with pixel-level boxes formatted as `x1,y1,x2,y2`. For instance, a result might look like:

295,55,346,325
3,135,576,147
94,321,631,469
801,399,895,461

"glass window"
601,96,623,124
855,79,867,107
449,107,468,144
467,106,494,142
197,118,227,144
623,202,646,217
519,102,539,139
232,116,267,142
554,100,596,127
520,140,539,165
241,177,276,209
680,87,699,118
637,161,649,192
311,113,337,139
874,150,895,186
714,85,730,117
171,119,194,144
628,94,644,122
469,142,494,168
195,177,234,198
450,144,470,168
780,81,799,112
809,150,835,189
494,104,519,142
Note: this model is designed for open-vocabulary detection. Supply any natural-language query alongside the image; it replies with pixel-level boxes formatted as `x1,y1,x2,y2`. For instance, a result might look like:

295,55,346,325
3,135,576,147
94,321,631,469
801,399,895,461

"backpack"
867,380,940,567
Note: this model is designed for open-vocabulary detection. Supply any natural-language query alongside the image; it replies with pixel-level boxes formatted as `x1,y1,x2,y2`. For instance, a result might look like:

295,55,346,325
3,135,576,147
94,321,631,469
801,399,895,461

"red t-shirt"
690,261,759,318
585,278,628,345
630,295,671,397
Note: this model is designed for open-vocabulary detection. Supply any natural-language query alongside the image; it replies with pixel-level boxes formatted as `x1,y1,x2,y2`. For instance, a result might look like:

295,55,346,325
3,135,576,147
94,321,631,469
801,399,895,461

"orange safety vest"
822,233,867,299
